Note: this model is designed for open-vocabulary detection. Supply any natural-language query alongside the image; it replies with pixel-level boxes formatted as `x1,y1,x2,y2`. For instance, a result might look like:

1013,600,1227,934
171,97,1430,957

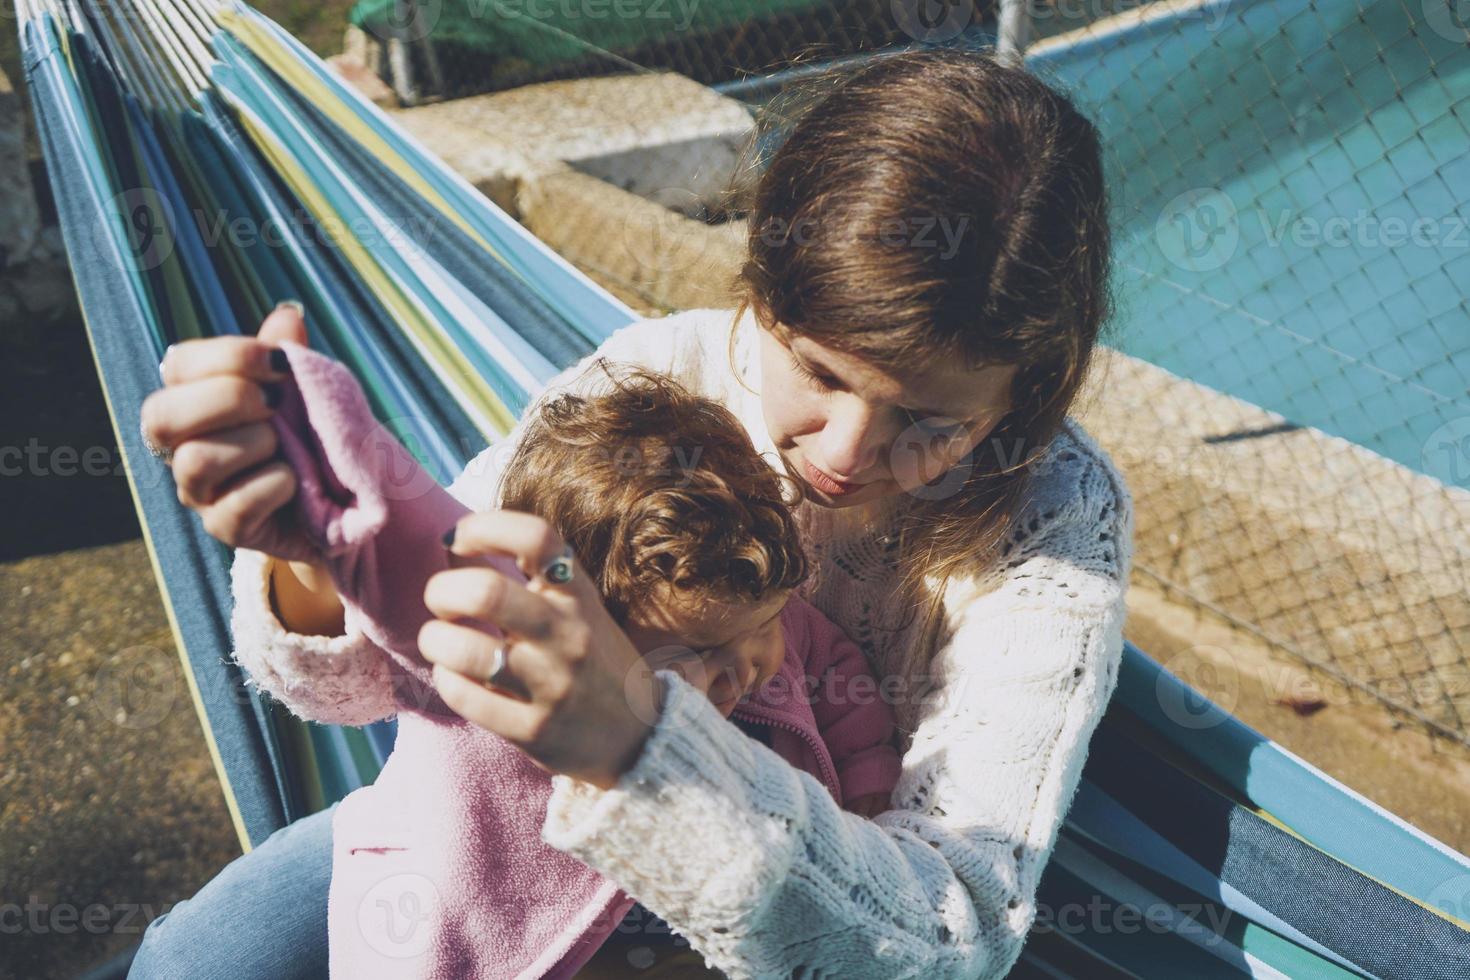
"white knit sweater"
230,306,1134,979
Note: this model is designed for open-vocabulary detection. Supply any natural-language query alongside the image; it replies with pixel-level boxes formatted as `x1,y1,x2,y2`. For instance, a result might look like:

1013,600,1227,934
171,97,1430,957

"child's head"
498,363,809,716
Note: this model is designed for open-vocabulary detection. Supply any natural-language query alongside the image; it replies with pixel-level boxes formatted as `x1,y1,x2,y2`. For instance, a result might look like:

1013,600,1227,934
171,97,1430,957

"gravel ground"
1,311,240,980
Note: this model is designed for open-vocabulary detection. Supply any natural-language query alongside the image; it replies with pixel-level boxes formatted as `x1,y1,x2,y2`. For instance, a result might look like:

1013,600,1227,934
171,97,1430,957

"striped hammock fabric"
19,0,1470,974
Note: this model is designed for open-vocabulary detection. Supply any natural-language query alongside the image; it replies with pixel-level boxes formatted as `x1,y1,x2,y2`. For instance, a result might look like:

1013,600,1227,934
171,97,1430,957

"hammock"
19,0,1470,975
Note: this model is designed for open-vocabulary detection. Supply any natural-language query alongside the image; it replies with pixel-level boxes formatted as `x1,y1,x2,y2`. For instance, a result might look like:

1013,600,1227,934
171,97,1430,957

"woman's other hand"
140,302,344,634
419,511,660,790
142,302,303,553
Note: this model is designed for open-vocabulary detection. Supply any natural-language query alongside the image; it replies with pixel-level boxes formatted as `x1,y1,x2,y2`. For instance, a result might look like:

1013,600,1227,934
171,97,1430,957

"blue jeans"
129,804,336,979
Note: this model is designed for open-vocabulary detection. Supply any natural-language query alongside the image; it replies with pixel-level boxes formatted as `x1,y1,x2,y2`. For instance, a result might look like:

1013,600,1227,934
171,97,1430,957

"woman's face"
758,325,1018,509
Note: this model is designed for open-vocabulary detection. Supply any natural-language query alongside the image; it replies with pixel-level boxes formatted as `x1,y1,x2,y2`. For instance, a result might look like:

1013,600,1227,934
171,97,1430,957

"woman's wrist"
584,669,663,791
570,669,664,793
543,671,749,850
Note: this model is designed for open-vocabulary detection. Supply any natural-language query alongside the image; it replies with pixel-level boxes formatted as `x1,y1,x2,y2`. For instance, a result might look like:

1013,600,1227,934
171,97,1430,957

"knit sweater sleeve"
541,430,1133,979
226,309,726,726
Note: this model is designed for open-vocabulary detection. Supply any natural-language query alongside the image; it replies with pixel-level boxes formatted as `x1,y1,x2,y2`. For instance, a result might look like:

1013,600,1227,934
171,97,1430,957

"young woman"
131,48,1130,979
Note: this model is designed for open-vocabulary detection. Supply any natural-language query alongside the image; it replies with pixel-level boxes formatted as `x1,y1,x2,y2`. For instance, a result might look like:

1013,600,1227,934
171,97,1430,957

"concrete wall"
1078,351,1470,736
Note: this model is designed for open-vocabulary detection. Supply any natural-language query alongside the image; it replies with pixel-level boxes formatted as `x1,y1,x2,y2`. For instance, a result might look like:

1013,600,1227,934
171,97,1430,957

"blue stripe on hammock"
24,16,291,842
1115,644,1470,905
1087,712,1470,978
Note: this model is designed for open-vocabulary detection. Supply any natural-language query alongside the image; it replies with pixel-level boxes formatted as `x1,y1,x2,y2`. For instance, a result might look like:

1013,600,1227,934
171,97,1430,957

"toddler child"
257,347,901,979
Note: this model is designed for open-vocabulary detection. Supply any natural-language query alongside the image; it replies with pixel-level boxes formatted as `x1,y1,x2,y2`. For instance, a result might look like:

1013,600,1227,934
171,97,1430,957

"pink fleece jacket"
264,343,902,979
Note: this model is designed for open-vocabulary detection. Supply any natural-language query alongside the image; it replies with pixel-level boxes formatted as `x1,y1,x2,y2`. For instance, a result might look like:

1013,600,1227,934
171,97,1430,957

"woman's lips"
803,458,865,496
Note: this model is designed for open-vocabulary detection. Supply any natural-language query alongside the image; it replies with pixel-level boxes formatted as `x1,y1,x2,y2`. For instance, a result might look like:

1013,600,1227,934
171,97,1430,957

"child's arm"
230,547,398,726
228,367,517,725
251,341,522,706
800,603,903,812
269,558,345,637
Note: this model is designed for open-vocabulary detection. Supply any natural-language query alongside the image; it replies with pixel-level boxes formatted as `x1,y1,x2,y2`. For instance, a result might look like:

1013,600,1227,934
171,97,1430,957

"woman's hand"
140,303,345,634
418,511,661,790
141,302,305,554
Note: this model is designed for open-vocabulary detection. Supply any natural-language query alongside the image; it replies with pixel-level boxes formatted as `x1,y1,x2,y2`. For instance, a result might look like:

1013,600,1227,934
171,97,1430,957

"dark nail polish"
441,526,457,549
269,348,291,374
262,383,283,409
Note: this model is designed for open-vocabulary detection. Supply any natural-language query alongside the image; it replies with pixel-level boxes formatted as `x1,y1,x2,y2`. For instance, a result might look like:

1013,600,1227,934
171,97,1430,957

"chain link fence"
350,0,1019,103
1031,0,1470,747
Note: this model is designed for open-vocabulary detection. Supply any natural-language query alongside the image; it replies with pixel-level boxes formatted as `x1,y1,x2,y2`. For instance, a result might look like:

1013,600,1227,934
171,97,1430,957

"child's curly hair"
498,361,809,624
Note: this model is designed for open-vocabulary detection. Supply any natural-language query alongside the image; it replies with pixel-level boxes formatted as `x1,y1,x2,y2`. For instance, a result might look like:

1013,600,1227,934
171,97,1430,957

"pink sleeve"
242,342,523,715
799,603,903,806
229,547,402,727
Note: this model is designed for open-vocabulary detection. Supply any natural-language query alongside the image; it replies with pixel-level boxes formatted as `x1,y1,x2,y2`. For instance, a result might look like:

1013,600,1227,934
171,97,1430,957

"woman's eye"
795,358,837,390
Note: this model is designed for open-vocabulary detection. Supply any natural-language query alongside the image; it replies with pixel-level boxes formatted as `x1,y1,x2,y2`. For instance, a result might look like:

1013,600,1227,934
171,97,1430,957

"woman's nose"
817,395,888,479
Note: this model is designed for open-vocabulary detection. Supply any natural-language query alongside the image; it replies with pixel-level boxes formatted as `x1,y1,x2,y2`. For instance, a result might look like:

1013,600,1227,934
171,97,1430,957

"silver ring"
140,419,172,464
538,545,575,586
484,641,512,690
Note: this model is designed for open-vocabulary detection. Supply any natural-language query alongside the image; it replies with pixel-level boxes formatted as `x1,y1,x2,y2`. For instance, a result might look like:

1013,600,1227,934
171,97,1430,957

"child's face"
623,588,789,718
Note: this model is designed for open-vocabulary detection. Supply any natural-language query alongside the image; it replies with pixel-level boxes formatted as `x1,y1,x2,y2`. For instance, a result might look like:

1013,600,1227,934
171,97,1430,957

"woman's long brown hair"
722,47,1114,651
